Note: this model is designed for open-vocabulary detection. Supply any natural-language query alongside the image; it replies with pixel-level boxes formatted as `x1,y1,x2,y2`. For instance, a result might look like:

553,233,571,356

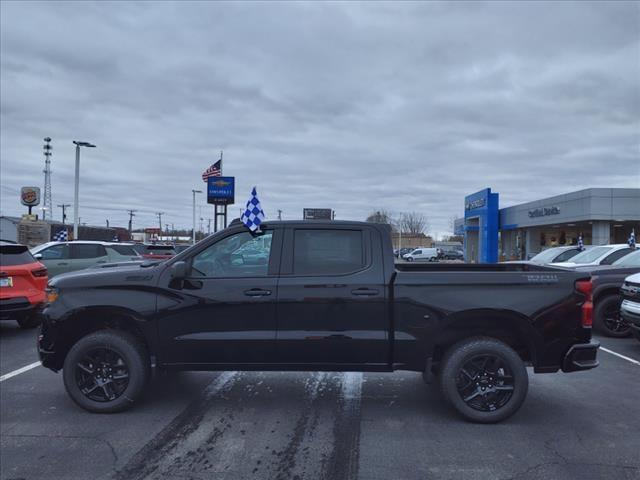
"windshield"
529,248,567,264
567,246,612,264
613,249,640,267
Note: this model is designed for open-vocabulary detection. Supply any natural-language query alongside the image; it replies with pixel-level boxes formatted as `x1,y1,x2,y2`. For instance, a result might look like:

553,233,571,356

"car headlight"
46,287,59,303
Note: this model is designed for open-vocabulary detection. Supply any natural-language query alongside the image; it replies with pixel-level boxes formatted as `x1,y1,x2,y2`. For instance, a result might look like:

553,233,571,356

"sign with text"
20,186,41,207
207,176,235,205
303,208,333,220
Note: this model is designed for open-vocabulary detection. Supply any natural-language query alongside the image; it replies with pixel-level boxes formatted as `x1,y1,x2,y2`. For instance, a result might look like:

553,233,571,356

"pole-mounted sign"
207,176,235,205
20,186,41,214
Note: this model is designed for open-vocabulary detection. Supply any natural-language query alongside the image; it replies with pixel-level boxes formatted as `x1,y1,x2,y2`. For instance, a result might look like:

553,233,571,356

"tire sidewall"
440,338,529,423
594,295,629,338
63,331,148,413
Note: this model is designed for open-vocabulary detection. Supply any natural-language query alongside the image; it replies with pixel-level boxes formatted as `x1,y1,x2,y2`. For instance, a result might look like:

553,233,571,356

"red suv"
0,241,48,328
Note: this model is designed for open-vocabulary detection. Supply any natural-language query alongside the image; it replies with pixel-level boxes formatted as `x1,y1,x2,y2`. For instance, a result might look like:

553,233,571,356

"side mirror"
34,253,43,260
170,261,188,279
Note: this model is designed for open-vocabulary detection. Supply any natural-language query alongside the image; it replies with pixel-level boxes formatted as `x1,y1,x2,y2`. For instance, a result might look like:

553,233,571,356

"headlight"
46,287,59,303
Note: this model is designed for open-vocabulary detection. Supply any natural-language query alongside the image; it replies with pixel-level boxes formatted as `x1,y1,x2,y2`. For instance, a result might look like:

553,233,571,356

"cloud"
1,1,638,236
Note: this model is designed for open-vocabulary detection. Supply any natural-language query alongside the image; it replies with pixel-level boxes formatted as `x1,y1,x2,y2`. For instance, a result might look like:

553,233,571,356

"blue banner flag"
241,187,265,232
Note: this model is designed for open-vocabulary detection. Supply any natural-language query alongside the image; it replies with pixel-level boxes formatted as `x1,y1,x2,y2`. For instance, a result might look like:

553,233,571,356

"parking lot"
0,322,638,480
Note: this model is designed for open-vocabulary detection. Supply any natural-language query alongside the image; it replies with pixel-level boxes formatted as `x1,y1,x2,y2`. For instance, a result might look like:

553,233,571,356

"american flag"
202,159,222,182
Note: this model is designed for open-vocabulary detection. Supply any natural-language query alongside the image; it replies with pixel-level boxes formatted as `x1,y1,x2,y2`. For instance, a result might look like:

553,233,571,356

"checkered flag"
629,229,636,249
241,187,265,232
577,232,584,251
53,229,68,241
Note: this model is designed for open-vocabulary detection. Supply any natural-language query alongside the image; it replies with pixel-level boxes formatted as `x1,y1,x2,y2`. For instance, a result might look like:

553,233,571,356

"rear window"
109,245,138,256
146,245,175,253
0,245,36,266
293,229,364,275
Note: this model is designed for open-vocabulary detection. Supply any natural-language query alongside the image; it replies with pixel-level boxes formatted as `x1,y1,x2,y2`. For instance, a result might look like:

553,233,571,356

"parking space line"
0,361,41,382
600,347,640,366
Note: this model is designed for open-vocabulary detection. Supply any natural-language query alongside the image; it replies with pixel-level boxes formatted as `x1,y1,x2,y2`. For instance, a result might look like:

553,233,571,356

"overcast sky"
1,1,639,237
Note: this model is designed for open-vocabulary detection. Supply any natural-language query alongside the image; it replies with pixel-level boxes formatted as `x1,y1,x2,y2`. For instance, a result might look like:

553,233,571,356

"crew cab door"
156,227,282,366
276,226,389,367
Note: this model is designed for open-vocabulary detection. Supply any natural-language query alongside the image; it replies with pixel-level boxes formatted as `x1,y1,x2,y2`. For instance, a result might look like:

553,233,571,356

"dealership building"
454,188,640,262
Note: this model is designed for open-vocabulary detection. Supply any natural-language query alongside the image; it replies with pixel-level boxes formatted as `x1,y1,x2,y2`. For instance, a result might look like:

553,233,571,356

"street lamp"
192,189,202,244
72,141,96,240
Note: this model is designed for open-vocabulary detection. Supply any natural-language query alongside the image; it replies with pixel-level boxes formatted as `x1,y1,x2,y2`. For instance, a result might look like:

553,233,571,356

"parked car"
620,271,640,342
573,249,640,337
173,244,192,254
403,247,439,262
395,247,413,259
0,241,48,328
137,244,176,260
442,250,464,261
553,244,635,268
31,241,141,277
527,246,589,265
38,220,598,423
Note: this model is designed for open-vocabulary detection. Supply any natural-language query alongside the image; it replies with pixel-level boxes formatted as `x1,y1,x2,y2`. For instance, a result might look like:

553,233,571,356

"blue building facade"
463,188,499,263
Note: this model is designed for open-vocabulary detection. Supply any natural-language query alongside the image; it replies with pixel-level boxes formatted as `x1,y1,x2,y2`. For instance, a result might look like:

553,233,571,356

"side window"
554,249,579,262
414,250,422,255
71,244,107,259
293,229,364,275
191,231,273,278
39,244,69,260
600,248,632,265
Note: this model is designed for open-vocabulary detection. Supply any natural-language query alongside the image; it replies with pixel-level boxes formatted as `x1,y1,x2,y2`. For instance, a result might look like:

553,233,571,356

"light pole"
72,141,96,239
192,189,202,244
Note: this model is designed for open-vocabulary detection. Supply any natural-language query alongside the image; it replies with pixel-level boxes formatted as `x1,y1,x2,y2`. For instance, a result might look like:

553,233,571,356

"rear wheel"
594,295,630,338
17,313,40,329
63,330,149,413
439,337,529,423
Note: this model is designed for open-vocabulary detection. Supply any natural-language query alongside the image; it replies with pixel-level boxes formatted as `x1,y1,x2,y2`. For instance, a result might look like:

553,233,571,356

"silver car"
31,241,140,277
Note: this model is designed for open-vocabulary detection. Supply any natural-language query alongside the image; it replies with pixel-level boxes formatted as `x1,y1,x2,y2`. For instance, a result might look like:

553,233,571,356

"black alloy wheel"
75,347,130,402
595,295,631,338
455,354,514,412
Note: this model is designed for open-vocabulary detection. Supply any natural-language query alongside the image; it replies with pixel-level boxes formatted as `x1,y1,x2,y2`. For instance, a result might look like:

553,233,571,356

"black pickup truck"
38,221,599,423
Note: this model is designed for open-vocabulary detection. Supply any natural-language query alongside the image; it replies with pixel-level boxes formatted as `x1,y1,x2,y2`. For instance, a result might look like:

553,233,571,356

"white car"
31,241,141,277
403,247,439,262
620,271,640,342
553,244,636,268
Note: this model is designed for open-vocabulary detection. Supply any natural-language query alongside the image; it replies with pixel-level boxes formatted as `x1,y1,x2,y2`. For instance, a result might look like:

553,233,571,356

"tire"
63,330,149,413
594,295,630,338
439,336,529,423
407,257,414,262
17,313,41,329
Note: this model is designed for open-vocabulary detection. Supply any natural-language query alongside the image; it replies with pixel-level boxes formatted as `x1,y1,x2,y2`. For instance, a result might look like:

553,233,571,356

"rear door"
37,244,70,277
276,225,389,367
69,243,109,272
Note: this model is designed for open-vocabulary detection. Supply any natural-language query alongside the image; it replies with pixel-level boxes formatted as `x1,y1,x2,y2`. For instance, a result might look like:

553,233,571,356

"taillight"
576,279,593,327
32,267,48,278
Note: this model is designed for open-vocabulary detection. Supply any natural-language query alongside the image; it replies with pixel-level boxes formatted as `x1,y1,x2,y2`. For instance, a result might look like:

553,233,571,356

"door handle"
244,288,272,297
351,288,379,296
57,262,69,266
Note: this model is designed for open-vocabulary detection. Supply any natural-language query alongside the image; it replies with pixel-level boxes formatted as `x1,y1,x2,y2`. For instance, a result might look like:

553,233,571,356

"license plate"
0,277,13,287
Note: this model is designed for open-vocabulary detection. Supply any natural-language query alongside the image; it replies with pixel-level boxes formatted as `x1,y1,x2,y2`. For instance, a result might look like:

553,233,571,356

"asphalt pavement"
1,321,639,480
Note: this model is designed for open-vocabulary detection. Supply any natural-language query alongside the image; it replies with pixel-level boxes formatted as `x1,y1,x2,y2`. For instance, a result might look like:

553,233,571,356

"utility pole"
277,209,282,220
72,140,96,239
207,218,212,234
199,217,204,235
156,212,164,235
106,219,110,228
57,203,71,225
42,138,52,221
192,190,202,245
127,209,137,234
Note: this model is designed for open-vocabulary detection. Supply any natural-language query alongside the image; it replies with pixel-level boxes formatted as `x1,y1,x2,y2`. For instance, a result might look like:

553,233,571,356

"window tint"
413,250,422,255
293,229,364,275
72,244,107,259
600,248,632,265
613,249,640,267
109,245,138,256
0,246,35,266
39,244,69,260
192,231,272,277
553,249,580,263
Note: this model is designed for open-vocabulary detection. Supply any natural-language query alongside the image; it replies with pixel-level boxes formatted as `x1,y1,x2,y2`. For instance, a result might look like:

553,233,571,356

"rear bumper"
0,296,44,320
562,341,600,372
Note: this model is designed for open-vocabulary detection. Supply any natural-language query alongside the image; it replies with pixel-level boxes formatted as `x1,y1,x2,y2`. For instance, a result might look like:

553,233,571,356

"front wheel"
439,337,529,423
594,295,630,338
406,257,414,262
63,330,149,413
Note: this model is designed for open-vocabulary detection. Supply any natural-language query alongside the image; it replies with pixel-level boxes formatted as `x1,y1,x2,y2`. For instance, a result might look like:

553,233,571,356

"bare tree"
399,212,428,235
366,209,393,225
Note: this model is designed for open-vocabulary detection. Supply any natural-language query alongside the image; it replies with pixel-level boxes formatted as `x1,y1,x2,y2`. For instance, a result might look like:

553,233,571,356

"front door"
276,226,389,367
37,243,70,277
157,228,281,366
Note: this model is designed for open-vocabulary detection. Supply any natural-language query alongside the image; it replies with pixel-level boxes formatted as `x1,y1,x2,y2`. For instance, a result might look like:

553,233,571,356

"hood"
49,261,163,289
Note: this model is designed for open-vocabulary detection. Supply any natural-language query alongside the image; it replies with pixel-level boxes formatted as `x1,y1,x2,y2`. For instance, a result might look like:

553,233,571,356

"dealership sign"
207,176,235,205
465,198,486,211
528,206,560,218
20,186,41,207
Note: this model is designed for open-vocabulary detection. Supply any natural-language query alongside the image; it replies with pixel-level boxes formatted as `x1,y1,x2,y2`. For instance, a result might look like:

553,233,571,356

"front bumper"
620,300,640,332
562,341,600,372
